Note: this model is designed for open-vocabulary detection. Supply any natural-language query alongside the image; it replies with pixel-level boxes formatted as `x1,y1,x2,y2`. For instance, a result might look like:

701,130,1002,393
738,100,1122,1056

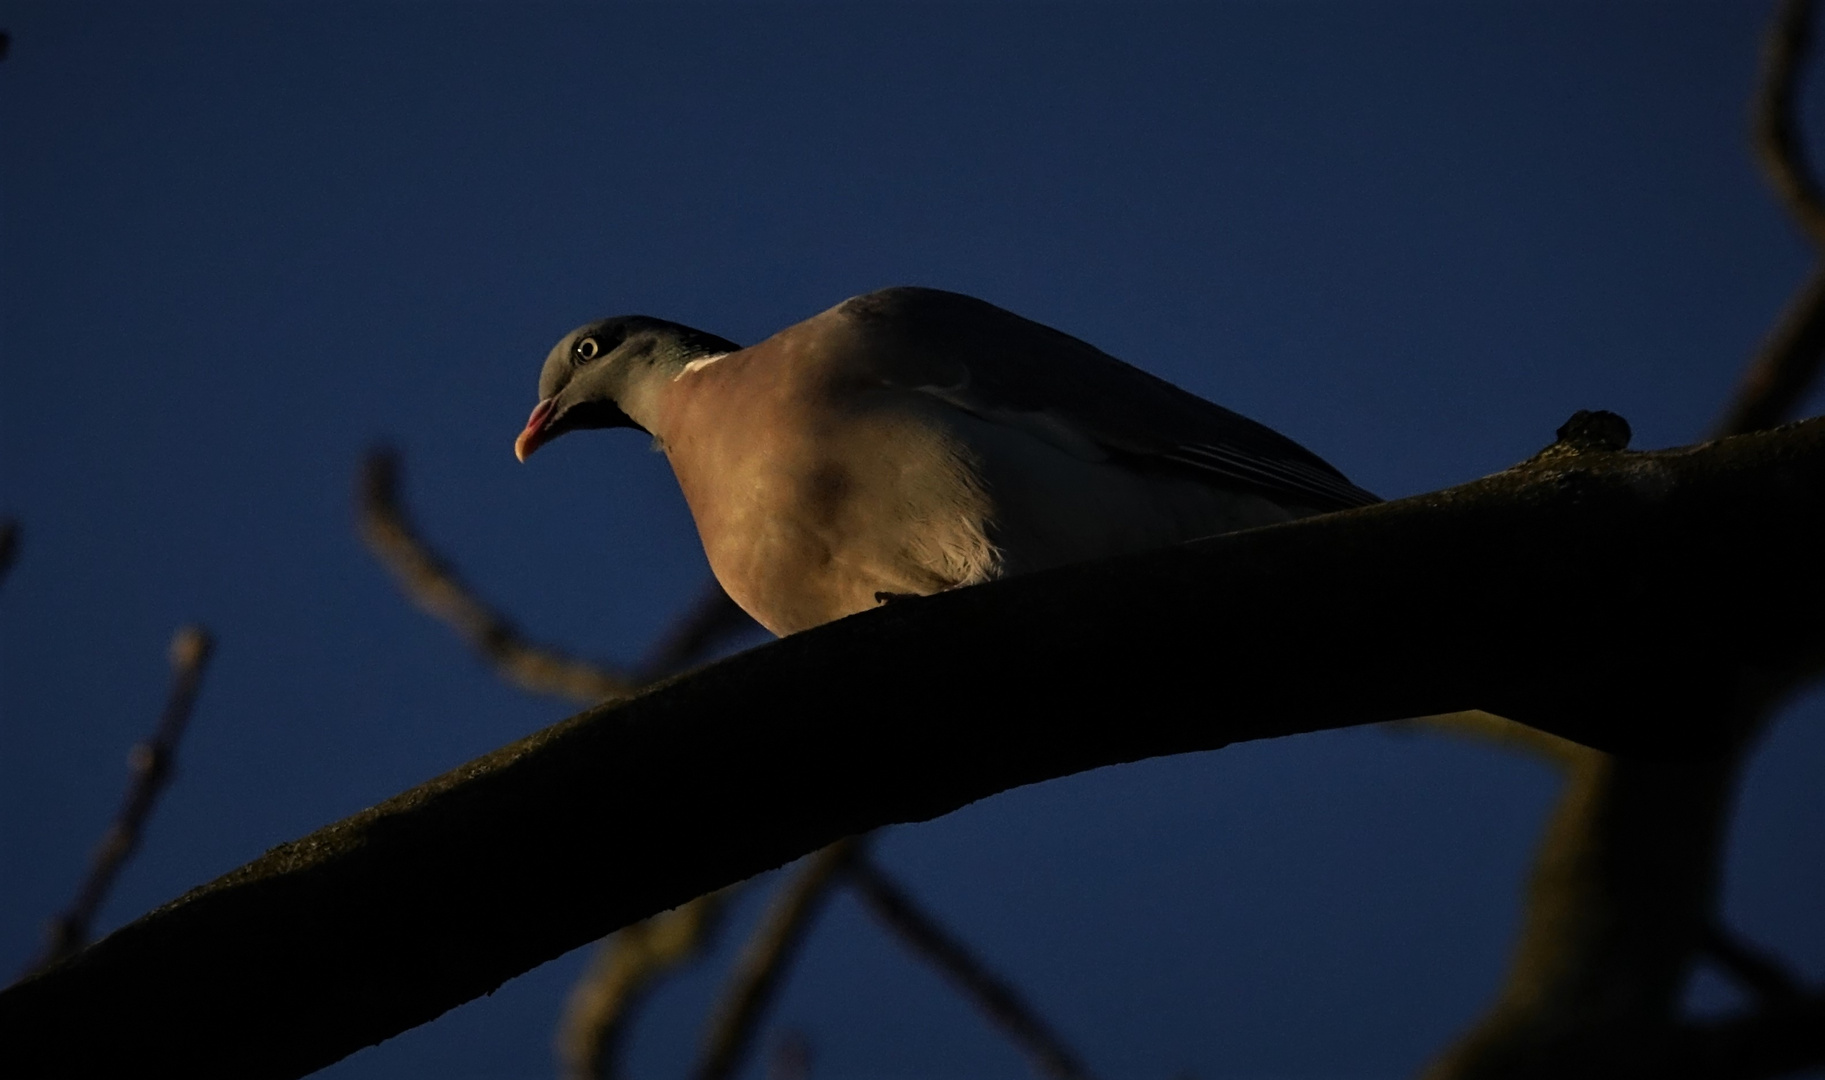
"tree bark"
3,417,1823,1080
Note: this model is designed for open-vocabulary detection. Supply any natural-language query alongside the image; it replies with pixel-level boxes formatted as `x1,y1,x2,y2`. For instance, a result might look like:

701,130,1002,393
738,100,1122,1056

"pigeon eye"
575,337,600,362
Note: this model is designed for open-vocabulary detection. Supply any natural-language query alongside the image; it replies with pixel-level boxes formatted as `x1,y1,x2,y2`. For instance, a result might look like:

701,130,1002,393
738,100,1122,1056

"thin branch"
1717,263,1825,435
358,447,758,704
0,518,17,593
636,582,757,682
693,839,860,1080
1755,0,1825,245
557,889,737,1080
4,418,1824,1078
848,856,1097,1080
1695,923,1805,1005
21,626,214,977
1721,0,1825,436
359,447,636,702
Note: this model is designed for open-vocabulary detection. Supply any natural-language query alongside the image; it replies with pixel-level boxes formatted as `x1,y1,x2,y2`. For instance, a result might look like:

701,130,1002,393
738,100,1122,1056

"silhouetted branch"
558,889,737,1080
848,856,1097,1080
0,519,18,593
4,418,1823,1079
20,626,214,977
693,839,859,1080
362,447,763,1078
1669,990,1825,1080
1696,924,1805,1005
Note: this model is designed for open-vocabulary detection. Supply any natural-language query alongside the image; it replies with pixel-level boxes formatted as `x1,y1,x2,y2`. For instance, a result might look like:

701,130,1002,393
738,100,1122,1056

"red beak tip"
515,398,556,462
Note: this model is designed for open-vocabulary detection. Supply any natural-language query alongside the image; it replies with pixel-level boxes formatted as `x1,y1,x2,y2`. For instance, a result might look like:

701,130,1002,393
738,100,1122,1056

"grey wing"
836,287,1380,512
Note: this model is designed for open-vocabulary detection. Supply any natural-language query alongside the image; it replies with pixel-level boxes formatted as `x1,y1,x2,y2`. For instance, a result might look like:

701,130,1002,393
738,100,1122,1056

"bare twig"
358,447,758,704
1754,0,1825,245
558,889,737,1080
637,582,756,682
22,626,214,976
1718,264,1825,435
359,447,637,703
848,856,1097,1080
0,519,17,593
1721,0,1825,435
693,840,861,1080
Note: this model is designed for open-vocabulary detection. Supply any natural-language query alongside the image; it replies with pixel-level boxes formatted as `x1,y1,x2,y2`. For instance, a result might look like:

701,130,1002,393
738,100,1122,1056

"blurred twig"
22,626,214,977
1721,0,1825,435
360,446,637,703
692,840,861,1080
848,856,1098,1080
636,582,758,683
558,888,738,1080
1754,0,1825,245
358,446,756,703
684,839,1101,1080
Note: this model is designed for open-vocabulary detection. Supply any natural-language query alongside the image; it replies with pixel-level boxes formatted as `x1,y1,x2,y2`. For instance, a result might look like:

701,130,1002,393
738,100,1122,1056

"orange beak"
514,398,556,462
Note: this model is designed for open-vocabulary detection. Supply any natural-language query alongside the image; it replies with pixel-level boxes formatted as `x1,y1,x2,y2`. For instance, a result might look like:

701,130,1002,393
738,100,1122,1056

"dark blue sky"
2,3,1821,1078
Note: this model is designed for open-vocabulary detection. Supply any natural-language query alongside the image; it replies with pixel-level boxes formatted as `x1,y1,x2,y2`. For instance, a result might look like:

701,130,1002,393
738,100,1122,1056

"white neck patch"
675,352,729,379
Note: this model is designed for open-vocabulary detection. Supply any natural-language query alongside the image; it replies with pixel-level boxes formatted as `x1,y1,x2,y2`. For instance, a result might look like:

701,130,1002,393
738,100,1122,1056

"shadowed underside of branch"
1423,6,1825,1076
2,418,1824,1079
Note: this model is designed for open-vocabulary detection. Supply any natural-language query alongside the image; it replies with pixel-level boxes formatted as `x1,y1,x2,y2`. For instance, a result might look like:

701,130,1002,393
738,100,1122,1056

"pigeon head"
515,315,739,461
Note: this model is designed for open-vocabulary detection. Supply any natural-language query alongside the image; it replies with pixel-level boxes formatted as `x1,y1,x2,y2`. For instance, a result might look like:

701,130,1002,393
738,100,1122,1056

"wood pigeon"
516,287,1377,636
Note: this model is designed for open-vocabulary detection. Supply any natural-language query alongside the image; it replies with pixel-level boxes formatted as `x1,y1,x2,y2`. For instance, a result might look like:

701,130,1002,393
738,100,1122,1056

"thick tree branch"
2,419,1823,1079
1430,14,1825,1072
